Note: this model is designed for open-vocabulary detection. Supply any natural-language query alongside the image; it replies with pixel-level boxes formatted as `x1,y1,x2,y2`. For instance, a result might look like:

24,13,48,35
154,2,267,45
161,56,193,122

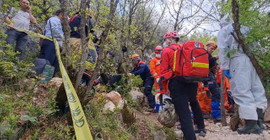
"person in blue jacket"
204,41,221,122
127,54,156,110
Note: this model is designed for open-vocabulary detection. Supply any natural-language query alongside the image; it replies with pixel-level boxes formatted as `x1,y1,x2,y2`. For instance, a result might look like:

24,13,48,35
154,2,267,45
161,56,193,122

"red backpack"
168,41,209,82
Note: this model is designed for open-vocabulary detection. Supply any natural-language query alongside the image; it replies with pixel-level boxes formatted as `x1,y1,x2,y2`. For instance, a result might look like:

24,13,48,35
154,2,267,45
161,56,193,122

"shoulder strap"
167,45,178,51
136,61,145,68
69,14,79,22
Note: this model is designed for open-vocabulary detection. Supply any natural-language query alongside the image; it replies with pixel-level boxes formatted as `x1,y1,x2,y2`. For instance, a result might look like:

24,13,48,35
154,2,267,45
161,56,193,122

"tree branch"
84,0,120,106
231,0,265,80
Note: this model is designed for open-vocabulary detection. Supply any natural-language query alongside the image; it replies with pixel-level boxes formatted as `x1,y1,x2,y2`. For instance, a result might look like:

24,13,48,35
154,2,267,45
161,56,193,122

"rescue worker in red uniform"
160,31,206,139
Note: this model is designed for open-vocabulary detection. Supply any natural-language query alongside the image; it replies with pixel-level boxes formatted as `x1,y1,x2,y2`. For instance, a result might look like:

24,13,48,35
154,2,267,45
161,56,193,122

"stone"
117,99,125,110
103,101,116,114
174,130,184,140
153,130,167,140
47,77,63,93
106,91,122,105
129,87,148,107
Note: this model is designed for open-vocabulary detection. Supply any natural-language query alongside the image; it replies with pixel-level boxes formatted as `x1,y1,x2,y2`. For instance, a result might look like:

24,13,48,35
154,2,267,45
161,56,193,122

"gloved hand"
127,73,133,77
223,70,232,79
156,78,160,83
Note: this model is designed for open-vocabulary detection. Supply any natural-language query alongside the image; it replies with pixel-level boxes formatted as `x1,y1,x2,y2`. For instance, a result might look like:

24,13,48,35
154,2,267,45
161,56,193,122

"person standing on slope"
217,15,267,134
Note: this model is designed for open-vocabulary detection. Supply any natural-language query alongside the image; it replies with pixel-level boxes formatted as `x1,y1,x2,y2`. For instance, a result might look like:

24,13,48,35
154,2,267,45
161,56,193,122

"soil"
136,110,270,140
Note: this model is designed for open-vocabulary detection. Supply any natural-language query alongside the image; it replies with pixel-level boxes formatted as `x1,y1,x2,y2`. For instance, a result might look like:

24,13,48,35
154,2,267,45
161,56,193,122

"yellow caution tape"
54,39,93,140
4,23,93,140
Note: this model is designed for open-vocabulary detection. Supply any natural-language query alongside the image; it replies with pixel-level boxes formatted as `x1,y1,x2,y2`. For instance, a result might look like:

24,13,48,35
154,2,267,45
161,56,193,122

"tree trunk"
83,0,120,106
220,72,227,126
59,0,71,68
74,0,91,90
231,0,267,81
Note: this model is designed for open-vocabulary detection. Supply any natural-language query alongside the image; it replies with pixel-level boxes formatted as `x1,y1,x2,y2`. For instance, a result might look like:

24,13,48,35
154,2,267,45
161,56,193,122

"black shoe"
202,113,211,119
237,120,263,134
257,108,265,130
195,128,206,137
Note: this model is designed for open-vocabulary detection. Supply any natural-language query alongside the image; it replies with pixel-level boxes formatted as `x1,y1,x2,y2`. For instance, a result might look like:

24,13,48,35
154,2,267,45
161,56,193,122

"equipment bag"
168,41,209,82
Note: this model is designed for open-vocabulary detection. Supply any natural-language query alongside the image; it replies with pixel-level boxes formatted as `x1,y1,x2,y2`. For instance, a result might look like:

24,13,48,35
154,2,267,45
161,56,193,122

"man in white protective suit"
217,15,267,135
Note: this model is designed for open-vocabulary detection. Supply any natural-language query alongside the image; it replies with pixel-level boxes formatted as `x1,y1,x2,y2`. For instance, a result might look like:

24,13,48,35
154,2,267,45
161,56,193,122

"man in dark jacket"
69,10,98,70
127,54,156,110
205,41,221,122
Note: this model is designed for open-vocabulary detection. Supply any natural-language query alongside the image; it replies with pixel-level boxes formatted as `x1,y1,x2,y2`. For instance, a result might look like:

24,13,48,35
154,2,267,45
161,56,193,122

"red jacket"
159,44,181,93
160,44,180,76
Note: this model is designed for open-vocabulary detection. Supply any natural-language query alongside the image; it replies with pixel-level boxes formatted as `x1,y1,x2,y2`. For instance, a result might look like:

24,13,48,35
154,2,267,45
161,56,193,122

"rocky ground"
18,78,270,140
136,110,270,140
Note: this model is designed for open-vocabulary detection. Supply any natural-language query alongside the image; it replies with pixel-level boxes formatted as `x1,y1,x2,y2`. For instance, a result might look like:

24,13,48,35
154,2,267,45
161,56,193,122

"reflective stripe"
192,62,209,68
153,73,158,77
156,61,160,66
173,51,177,71
156,89,161,92
198,91,206,95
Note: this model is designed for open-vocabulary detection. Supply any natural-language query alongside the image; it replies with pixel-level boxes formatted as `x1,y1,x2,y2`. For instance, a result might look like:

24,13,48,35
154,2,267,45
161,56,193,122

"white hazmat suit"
217,16,267,120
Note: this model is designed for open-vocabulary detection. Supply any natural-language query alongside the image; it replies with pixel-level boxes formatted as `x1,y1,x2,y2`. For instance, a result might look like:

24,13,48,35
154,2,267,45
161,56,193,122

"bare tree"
166,0,206,35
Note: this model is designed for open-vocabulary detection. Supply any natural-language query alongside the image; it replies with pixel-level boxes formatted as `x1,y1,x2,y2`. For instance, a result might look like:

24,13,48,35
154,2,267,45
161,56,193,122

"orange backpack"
168,41,209,82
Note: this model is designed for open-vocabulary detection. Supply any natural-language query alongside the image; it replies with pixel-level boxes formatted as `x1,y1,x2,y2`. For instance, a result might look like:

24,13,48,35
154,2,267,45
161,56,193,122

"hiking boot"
195,128,206,137
237,120,263,134
213,118,221,123
257,108,265,130
202,113,211,119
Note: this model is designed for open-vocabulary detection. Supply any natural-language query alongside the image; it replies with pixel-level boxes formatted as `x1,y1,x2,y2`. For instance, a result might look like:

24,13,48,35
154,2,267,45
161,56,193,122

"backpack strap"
69,14,80,22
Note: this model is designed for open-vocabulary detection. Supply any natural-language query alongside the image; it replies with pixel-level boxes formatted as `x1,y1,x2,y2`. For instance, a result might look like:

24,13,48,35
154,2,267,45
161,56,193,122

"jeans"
38,39,59,75
169,77,205,140
143,77,156,109
5,29,28,60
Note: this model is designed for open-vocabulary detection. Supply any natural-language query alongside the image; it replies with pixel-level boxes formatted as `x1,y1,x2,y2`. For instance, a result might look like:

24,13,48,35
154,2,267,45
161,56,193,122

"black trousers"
38,39,59,75
169,77,205,140
143,77,156,109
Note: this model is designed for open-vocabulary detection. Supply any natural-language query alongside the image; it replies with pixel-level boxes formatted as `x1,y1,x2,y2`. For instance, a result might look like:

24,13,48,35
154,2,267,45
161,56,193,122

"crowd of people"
3,0,268,140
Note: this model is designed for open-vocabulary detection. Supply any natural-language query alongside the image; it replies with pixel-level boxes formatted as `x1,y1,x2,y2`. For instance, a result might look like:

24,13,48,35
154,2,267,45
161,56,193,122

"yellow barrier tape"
54,39,93,140
173,50,177,71
192,62,209,68
4,23,93,140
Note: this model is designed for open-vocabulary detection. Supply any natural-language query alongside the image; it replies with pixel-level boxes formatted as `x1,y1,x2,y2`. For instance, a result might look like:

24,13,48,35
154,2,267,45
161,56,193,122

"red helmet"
155,46,163,54
163,31,180,40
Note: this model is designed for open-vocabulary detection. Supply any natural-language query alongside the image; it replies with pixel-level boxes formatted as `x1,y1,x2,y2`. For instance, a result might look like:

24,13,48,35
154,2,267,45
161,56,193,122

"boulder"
106,91,122,105
103,101,116,114
129,87,148,107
